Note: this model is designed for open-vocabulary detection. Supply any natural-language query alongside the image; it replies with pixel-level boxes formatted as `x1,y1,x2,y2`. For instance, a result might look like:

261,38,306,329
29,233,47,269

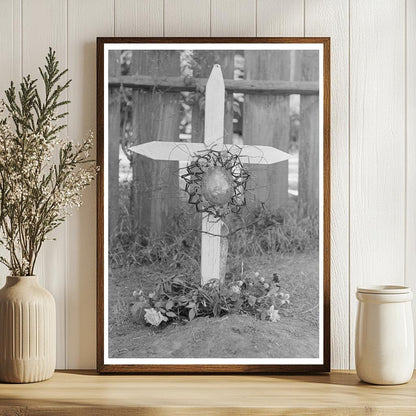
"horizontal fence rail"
108,75,319,95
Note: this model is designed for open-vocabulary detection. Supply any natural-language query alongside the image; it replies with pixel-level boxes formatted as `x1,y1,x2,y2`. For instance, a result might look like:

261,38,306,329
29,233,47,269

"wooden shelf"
0,370,415,415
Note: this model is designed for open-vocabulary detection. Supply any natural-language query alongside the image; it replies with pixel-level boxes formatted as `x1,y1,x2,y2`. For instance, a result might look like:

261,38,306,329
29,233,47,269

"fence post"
298,50,319,218
191,51,234,143
130,51,181,234
108,50,121,239
243,50,291,209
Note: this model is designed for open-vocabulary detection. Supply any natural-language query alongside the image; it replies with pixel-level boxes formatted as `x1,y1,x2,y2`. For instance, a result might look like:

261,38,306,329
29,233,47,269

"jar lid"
357,285,411,294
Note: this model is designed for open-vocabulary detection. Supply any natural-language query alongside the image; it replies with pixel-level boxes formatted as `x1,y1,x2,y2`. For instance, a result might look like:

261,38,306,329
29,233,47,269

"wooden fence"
108,50,319,236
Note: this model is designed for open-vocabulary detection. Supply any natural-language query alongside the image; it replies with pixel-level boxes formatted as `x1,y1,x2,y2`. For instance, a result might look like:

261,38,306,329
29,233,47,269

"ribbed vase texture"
0,276,56,383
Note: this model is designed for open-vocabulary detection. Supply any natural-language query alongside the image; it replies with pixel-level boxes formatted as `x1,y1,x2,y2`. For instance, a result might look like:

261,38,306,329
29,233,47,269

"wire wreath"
182,148,250,219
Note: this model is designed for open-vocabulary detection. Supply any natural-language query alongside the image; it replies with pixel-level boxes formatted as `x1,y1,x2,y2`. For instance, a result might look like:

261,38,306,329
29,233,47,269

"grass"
109,200,319,270
108,198,319,332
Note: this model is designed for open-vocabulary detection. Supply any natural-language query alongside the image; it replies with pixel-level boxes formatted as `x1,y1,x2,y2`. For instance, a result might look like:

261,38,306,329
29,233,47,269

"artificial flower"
144,308,168,326
280,293,290,305
268,305,280,322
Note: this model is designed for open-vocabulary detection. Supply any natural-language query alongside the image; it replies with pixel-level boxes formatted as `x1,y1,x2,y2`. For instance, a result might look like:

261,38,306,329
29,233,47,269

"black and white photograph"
98,39,330,372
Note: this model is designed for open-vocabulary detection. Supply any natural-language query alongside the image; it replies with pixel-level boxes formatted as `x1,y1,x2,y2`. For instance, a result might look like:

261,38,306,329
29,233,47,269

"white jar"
355,285,414,385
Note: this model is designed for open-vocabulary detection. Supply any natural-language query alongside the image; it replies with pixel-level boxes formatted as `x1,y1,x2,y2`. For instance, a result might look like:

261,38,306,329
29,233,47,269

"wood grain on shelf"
0,371,415,415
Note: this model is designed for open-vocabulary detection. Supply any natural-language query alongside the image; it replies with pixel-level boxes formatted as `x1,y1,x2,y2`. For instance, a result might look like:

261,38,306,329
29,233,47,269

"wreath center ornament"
202,167,233,205
182,149,249,219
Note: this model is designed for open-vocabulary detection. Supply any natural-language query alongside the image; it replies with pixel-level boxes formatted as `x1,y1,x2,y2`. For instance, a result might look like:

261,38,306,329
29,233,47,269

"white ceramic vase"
0,276,56,383
355,285,414,385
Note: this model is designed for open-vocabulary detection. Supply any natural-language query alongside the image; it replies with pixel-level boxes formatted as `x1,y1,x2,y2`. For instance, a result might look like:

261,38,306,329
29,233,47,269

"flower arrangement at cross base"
130,270,291,328
0,49,96,383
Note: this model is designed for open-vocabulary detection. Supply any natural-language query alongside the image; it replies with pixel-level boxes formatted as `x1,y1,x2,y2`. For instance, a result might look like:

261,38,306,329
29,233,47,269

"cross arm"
129,141,206,162
129,141,291,165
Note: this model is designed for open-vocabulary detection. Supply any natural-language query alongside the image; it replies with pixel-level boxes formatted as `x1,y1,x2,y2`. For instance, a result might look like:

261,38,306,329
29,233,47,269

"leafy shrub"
229,205,319,257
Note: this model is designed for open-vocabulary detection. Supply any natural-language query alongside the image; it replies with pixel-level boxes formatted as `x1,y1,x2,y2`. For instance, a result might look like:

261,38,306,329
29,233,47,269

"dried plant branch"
0,48,96,276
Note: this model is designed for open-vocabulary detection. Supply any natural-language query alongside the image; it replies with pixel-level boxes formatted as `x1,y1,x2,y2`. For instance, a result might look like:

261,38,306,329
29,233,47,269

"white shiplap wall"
0,0,413,370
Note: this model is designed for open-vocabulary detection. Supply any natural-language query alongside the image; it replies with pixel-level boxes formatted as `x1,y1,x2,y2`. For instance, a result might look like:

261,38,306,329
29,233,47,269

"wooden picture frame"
97,37,330,374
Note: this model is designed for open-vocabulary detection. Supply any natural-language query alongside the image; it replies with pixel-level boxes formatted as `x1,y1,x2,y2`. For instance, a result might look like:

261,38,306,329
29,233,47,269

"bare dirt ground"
108,251,319,359
110,314,318,358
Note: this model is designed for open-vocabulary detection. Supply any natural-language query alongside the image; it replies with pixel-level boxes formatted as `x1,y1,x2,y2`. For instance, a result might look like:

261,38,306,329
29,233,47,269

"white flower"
231,285,241,294
268,305,280,322
144,308,167,326
133,289,143,298
280,293,290,305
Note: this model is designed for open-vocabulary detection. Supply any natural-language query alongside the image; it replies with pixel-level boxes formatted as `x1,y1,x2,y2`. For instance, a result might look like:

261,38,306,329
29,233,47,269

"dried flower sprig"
0,48,96,276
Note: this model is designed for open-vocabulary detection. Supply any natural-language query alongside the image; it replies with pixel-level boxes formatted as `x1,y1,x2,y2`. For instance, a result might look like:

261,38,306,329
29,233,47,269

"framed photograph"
97,37,330,373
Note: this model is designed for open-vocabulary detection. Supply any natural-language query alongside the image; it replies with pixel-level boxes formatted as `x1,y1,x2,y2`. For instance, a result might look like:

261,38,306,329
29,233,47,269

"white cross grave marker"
130,65,290,285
